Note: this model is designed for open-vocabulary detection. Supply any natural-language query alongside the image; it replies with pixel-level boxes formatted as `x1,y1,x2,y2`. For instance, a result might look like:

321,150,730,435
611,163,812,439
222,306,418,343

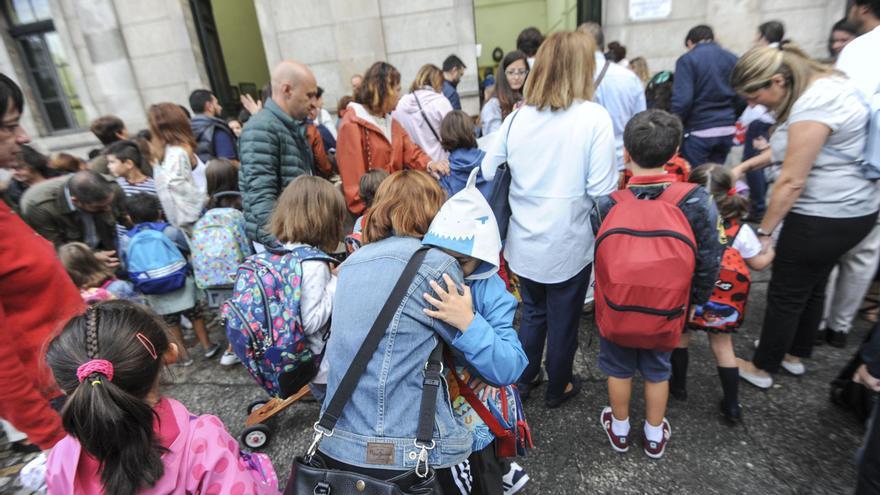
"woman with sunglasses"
480,50,529,136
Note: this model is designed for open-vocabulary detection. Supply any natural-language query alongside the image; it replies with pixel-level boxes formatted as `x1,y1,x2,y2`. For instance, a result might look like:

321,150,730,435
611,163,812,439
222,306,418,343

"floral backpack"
192,208,251,289
222,245,335,398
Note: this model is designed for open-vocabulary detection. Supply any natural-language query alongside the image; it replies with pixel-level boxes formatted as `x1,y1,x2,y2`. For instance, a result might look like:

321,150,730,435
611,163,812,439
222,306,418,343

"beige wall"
602,0,848,74
253,0,481,114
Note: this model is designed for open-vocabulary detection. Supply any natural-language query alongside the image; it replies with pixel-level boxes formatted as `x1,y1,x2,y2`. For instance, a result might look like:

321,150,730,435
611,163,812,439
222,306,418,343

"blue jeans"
743,121,772,219
517,264,592,400
681,133,733,167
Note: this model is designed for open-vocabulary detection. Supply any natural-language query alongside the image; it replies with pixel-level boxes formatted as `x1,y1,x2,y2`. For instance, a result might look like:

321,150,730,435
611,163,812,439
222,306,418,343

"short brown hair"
50,152,86,173
410,64,444,93
523,31,596,111
359,169,389,209
90,115,126,146
362,170,446,244
441,110,477,151
58,242,113,288
269,176,345,253
357,62,401,115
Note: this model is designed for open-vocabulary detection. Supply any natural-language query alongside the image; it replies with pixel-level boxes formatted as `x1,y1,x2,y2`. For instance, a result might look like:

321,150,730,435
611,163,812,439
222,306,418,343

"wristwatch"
756,227,772,238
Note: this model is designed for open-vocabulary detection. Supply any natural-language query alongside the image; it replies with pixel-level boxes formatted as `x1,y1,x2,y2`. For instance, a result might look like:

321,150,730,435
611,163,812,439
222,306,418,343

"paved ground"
1,267,872,493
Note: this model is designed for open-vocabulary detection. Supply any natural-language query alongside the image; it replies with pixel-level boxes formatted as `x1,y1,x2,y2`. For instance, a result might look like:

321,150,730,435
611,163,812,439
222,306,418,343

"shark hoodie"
422,168,528,451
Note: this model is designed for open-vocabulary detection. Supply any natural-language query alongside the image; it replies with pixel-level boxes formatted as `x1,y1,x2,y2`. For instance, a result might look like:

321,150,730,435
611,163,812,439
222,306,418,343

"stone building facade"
0,0,848,158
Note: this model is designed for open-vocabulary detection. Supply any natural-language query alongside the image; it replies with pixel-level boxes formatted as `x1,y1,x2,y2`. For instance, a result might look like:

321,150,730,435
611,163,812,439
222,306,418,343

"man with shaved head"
239,60,320,247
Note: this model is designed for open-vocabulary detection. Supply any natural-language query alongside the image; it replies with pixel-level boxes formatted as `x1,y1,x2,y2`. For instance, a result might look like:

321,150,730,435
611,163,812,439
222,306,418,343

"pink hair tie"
76,359,114,383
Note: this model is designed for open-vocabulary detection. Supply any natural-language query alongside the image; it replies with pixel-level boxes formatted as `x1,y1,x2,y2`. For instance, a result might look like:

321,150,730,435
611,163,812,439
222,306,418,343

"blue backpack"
126,222,189,295
222,245,335,398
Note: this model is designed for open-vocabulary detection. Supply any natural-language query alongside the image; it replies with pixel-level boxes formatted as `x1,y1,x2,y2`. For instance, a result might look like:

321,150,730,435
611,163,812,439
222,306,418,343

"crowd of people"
2,0,880,493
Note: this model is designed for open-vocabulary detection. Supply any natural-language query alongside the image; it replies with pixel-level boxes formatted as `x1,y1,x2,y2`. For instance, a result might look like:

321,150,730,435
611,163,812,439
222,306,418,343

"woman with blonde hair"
730,45,879,388
337,62,449,215
481,30,618,408
629,56,651,86
147,103,207,232
392,63,453,162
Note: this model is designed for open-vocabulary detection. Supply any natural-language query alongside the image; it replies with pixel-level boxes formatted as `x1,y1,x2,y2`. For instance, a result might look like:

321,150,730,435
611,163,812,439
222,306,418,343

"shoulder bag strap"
413,92,441,142
595,59,611,90
415,343,444,447
315,247,430,434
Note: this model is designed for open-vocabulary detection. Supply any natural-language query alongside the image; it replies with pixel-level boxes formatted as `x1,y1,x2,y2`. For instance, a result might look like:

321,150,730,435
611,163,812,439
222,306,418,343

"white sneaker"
738,361,773,389
220,351,240,366
502,461,529,495
781,359,805,376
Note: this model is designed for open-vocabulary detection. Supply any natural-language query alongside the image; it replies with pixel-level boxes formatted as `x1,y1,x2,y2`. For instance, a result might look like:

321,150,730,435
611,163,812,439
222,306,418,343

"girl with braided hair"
44,301,280,494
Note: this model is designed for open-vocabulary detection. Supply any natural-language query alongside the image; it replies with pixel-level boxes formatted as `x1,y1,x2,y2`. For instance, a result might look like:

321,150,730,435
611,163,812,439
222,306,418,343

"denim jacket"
319,236,518,469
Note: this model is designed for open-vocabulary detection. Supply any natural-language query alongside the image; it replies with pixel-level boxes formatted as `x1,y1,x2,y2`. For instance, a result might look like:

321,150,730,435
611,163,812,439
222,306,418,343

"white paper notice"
629,0,672,21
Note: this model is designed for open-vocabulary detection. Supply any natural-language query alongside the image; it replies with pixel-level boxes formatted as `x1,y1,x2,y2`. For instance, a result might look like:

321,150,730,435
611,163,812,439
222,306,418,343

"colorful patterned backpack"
222,245,335,398
689,221,751,332
192,208,252,289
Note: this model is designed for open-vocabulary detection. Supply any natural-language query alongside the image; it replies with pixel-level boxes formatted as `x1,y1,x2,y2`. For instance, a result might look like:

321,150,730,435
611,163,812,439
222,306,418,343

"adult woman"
828,18,858,61
316,170,524,491
6,145,53,210
480,50,529,135
392,64,453,162
730,45,879,388
336,62,448,215
147,103,207,233
482,31,618,407
629,57,650,86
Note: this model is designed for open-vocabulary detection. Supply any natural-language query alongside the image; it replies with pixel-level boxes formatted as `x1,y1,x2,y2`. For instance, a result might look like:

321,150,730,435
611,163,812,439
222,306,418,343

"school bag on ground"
192,208,250,289
594,182,698,352
126,222,189,295
689,221,750,331
222,245,336,398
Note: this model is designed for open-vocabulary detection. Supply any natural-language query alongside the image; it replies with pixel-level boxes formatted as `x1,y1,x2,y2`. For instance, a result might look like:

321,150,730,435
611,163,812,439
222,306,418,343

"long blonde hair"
410,64,444,93
730,44,834,124
523,31,596,111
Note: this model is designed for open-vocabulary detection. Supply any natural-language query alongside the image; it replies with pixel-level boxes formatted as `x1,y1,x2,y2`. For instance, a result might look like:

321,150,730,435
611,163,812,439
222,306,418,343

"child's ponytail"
689,164,750,222
47,301,170,494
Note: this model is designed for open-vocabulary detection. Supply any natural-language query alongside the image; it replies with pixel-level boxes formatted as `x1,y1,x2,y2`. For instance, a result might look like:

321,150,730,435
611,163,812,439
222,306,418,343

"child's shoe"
204,343,221,359
643,418,671,459
501,461,529,495
600,406,629,453
720,400,742,425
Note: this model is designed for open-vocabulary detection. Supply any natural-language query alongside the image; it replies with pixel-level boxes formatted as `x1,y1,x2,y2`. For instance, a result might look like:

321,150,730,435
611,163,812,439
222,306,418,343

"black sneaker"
826,329,847,348
720,400,742,425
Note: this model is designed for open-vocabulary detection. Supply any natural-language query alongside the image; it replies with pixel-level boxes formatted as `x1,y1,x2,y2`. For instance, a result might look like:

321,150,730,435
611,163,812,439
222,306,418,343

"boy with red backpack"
592,110,724,459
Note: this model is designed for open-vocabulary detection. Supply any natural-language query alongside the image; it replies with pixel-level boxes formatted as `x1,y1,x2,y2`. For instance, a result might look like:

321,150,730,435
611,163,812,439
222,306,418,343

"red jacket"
336,105,431,214
0,201,84,449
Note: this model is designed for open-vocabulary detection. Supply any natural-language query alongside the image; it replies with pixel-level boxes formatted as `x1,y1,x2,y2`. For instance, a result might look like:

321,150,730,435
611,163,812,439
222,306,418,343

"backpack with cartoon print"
689,221,751,332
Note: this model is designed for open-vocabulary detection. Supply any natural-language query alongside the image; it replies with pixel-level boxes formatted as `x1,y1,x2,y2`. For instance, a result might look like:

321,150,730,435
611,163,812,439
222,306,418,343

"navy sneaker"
501,461,529,495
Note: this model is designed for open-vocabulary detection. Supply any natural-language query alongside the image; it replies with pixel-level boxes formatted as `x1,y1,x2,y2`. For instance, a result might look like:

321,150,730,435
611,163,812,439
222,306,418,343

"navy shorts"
598,336,672,383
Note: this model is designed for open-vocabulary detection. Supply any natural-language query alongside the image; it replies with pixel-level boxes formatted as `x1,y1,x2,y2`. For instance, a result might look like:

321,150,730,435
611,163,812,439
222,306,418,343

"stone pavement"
0,268,871,493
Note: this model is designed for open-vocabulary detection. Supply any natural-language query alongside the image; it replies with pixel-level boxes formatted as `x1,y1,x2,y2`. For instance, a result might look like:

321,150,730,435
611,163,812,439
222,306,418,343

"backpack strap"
724,220,743,248
610,188,637,203
656,182,699,207
595,59,611,89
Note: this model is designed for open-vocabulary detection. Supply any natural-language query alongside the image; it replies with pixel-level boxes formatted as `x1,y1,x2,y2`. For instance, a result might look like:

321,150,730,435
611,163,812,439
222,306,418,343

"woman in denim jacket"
317,170,527,490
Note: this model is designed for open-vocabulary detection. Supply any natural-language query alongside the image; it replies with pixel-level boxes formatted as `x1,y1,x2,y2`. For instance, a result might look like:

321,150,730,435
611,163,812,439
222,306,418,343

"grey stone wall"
253,0,481,114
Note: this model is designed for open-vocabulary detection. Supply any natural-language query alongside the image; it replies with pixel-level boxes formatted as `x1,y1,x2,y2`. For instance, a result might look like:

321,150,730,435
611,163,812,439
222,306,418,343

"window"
3,0,86,132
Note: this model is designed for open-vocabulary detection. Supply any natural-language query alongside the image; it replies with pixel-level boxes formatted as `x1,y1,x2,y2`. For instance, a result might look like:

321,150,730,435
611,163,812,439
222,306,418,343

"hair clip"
727,187,737,197
136,333,158,360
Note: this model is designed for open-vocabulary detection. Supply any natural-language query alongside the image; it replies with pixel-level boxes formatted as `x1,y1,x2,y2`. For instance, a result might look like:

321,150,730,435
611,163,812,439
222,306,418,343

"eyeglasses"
505,69,529,77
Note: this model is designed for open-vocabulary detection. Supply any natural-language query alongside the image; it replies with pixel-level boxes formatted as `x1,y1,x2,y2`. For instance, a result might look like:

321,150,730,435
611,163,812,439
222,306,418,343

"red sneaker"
600,407,629,453
643,418,671,459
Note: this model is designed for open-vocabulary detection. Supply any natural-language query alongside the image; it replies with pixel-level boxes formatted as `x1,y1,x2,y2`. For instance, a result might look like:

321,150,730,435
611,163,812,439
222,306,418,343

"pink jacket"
46,397,280,494
392,88,453,162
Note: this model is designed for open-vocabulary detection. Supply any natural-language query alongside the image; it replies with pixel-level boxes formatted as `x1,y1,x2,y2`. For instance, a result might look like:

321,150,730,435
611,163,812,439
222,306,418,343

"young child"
439,110,492,199
192,158,253,366
124,193,219,365
58,242,142,304
422,168,530,494
266,176,346,400
44,301,279,494
620,152,691,188
592,110,723,459
669,164,775,423
105,139,156,197
346,169,389,253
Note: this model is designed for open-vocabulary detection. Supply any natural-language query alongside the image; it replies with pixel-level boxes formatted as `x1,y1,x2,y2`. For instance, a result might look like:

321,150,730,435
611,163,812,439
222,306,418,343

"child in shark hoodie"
423,168,530,495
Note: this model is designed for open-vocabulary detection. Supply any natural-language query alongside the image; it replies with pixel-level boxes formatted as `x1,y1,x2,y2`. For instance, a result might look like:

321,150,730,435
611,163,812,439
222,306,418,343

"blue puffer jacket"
671,42,739,132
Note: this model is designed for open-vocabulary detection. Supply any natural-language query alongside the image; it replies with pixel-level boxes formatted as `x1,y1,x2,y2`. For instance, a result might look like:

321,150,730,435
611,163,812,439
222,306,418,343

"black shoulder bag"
487,109,520,241
285,247,444,495
413,92,441,142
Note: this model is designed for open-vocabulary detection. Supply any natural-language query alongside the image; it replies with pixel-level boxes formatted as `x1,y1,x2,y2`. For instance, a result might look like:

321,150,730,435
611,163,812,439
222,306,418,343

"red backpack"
689,221,750,331
594,182,698,352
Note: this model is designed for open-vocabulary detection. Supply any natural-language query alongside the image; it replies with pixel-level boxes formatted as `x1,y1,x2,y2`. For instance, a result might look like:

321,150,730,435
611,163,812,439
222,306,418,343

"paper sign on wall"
629,0,672,21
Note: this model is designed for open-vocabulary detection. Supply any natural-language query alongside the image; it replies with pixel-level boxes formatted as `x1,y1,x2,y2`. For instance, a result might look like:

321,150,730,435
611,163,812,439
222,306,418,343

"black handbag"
284,247,445,495
487,110,521,241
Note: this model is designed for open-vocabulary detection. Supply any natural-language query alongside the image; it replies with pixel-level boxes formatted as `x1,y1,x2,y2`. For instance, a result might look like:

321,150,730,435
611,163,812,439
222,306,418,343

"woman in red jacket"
0,73,84,451
336,62,449,215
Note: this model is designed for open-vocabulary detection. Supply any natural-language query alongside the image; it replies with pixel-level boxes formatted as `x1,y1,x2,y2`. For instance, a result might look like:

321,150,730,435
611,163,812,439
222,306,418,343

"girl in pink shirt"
44,301,279,494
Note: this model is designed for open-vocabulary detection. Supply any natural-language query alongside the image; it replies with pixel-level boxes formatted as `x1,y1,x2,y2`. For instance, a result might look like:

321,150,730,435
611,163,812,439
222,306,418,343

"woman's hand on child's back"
423,274,474,332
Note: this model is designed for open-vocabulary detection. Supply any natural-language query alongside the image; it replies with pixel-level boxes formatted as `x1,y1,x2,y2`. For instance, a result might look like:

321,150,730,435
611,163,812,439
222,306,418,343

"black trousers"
857,402,880,494
753,212,878,372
